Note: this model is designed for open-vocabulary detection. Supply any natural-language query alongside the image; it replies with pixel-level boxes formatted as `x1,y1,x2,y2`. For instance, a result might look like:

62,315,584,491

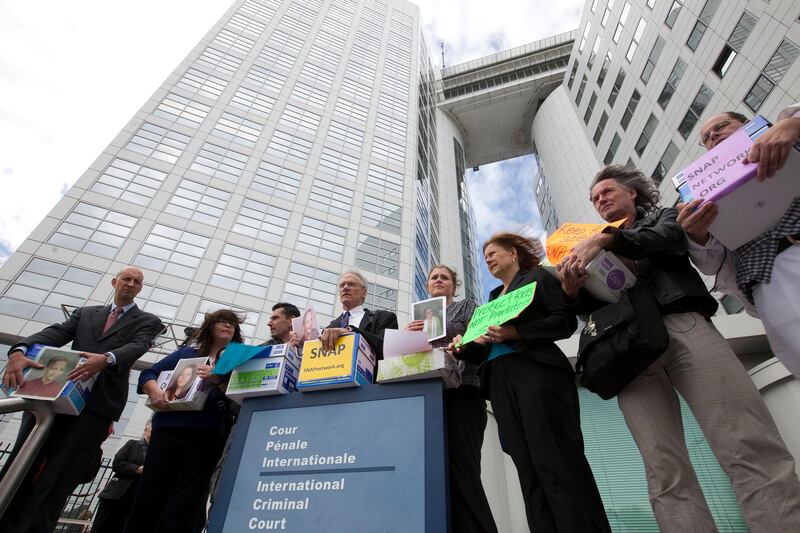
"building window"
641,36,666,84
175,68,228,100
212,112,264,148
594,112,609,145
251,160,301,202
686,0,721,52
712,11,757,78
136,285,184,321
658,58,688,109
652,141,680,184
154,92,211,127
355,234,400,278
665,1,682,29
366,282,398,313
613,2,631,44
597,51,612,88
584,92,598,124
0,259,103,323
567,61,579,89
744,39,798,112
281,262,339,322
601,0,616,29
576,75,588,106
190,142,249,183
608,69,626,107
233,197,289,245
362,195,402,235
367,163,404,198
196,46,243,76
210,244,275,299
92,159,167,206
48,203,136,259
646,0,655,8
265,130,313,166
588,36,601,70
133,224,210,278
230,86,276,118
621,89,640,130
308,177,354,220
579,21,592,53
679,84,714,138
634,113,659,157
297,217,347,262
604,133,621,165
319,146,360,183
591,0,599,14
626,19,646,62
125,122,190,164
165,179,231,226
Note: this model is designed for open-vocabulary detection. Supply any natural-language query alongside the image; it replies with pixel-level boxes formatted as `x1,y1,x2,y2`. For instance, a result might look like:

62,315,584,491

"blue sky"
0,0,583,292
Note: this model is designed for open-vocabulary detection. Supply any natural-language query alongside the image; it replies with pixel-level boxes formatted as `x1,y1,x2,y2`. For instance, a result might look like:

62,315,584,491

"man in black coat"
91,421,150,533
1,266,163,533
320,270,397,362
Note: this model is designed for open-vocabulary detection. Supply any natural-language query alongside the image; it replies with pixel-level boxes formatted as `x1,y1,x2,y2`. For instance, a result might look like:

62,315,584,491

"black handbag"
576,281,670,400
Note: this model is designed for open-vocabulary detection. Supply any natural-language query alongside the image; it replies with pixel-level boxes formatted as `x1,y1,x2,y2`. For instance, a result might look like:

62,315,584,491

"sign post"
208,381,448,532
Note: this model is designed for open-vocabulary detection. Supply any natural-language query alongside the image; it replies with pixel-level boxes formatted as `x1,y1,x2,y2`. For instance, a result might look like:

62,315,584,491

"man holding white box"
678,104,800,378
0,266,162,533
321,270,398,362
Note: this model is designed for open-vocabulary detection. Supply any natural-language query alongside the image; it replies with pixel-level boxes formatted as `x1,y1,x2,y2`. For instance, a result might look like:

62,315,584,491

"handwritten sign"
546,219,625,265
461,282,537,345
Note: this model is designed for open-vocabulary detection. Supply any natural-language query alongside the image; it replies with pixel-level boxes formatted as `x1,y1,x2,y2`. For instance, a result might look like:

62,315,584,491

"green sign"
461,282,537,345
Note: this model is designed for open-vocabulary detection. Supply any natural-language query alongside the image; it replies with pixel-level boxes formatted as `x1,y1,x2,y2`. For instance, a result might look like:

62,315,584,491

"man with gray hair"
320,270,398,362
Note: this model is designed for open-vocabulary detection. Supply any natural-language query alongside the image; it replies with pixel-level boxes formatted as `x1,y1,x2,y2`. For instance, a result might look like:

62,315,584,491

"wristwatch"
104,353,116,366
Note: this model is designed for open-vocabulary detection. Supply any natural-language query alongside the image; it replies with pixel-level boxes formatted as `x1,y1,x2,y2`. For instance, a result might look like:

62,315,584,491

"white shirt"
342,305,366,328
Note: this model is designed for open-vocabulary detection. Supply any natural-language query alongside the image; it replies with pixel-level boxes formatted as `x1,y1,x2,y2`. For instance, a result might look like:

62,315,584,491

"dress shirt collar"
343,305,366,328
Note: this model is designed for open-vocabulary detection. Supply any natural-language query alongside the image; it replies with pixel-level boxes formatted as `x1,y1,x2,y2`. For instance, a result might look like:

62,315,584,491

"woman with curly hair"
124,309,243,533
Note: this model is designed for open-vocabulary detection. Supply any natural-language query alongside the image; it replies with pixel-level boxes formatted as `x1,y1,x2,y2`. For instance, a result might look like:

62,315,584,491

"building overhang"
437,31,576,168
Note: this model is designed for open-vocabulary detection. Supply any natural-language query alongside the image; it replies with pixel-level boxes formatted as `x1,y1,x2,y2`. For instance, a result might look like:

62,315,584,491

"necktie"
339,311,351,328
103,307,123,333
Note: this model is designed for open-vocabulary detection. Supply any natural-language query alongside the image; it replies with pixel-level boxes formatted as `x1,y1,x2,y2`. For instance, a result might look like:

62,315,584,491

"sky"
0,0,584,292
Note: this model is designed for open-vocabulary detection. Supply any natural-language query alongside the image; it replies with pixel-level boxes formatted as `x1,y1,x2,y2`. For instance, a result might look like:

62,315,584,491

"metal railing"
0,398,55,518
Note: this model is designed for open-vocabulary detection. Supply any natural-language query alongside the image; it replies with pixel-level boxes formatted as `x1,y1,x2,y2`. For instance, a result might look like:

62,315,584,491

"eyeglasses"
699,119,733,147
215,319,236,327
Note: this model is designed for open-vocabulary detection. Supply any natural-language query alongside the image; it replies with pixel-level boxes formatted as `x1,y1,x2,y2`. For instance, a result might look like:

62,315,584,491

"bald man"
1,266,163,533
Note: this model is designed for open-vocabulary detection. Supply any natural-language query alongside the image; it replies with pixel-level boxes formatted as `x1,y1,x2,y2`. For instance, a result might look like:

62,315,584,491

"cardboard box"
226,354,299,403
297,334,375,391
672,115,800,249
9,345,97,416
584,250,637,303
377,349,463,389
146,356,209,412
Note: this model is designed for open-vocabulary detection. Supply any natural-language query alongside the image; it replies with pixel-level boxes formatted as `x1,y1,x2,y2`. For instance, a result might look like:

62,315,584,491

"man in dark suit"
0,266,163,533
320,270,398,361
91,421,150,533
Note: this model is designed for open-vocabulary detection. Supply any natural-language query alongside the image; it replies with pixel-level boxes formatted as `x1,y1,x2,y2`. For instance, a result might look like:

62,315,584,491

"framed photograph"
292,305,320,344
163,357,206,403
412,296,447,342
12,347,81,400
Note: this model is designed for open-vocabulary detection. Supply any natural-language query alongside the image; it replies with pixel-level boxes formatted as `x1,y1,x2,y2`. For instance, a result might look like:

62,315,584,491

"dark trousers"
0,410,110,533
446,386,498,533
486,354,611,533
91,483,138,533
123,427,224,533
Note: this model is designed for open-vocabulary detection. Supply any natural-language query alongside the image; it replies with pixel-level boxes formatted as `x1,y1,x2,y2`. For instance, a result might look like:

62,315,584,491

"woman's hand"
482,325,519,344
144,380,168,410
405,320,424,332
198,364,221,385
556,255,589,300
287,331,300,348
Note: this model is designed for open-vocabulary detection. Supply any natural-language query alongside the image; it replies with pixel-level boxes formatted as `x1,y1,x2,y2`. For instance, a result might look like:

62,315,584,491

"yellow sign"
300,335,356,381
546,219,625,265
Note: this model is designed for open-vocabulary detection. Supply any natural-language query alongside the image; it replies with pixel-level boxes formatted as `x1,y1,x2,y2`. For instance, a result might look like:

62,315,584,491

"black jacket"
98,438,148,500
462,267,577,374
11,305,164,420
328,308,398,361
584,207,718,317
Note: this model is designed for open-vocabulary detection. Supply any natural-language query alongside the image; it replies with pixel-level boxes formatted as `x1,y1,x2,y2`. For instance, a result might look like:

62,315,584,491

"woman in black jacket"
559,165,800,532
453,231,610,533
